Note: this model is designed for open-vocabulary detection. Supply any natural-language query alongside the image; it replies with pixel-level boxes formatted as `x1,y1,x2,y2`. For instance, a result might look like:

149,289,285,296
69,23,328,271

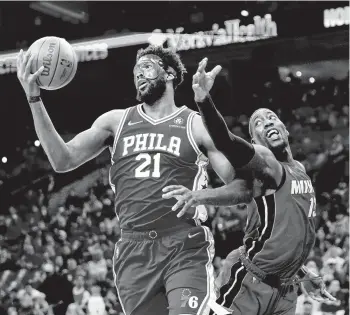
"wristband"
28,96,41,103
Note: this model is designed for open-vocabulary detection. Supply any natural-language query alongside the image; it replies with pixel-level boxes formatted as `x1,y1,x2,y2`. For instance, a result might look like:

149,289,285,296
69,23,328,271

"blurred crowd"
0,74,348,315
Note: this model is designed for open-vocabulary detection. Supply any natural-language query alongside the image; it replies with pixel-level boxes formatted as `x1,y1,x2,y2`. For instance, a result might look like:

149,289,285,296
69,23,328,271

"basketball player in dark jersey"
163,58,336,314
16,48,235,315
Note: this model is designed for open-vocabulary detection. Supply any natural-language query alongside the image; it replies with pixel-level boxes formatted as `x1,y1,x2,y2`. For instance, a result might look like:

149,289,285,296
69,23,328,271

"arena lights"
296,71,302,77
34,140,41,147
2,157,7,163
241,10,249,17
309,77,315,83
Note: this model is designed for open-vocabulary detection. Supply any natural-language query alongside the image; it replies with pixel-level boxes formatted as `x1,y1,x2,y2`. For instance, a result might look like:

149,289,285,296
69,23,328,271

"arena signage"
0,43,108,75
148,14,278,51
323,6,349,28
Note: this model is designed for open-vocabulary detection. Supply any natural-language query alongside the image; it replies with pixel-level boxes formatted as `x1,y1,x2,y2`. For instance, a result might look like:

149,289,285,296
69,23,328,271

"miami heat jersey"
244,161,317,278
109,104,208,231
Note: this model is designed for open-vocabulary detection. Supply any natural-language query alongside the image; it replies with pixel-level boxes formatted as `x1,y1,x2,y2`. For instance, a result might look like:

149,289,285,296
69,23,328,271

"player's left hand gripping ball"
162,185,200,218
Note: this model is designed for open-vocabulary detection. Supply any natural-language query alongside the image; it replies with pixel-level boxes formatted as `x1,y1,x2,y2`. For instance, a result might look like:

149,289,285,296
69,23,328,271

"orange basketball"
28,36,78,90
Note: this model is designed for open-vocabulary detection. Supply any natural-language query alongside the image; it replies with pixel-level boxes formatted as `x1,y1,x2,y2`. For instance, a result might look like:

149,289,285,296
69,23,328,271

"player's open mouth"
266,128,280,140
138,81,148,91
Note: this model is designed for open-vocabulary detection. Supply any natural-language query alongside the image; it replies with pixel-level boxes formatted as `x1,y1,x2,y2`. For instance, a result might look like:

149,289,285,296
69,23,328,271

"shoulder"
295,160,306,172
248,144,279,170
92,109,126,134
244,144,284,189
190,113,210,147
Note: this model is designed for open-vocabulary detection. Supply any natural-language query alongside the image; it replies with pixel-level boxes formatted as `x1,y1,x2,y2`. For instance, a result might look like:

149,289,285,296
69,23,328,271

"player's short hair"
136,45,187,89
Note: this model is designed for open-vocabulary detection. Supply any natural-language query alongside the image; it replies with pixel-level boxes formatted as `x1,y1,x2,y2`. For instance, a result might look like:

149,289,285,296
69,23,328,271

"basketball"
28,36,78,90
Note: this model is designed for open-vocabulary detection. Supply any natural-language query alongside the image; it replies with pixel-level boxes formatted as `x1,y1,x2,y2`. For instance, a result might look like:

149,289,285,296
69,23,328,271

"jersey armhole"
187,112,202,156
275,163,286,192
110,107,132,161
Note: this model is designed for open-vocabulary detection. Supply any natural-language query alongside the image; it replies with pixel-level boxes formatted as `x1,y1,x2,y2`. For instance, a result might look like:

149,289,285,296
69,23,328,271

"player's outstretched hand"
16,49,44,98
192,57,222,102
298,270,337,303
162,185,201,218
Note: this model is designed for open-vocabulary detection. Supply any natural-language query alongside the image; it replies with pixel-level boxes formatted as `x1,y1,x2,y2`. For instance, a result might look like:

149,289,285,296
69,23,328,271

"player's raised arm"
193,57,284,184
17,50,122,173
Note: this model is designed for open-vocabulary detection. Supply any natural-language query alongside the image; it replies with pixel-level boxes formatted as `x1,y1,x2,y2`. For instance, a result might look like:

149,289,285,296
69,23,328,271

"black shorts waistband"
238,246,294,289
121,225,192,241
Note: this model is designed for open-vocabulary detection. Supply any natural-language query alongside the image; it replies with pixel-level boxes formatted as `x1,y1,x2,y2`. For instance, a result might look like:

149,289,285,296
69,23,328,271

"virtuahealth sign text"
148,14,278,51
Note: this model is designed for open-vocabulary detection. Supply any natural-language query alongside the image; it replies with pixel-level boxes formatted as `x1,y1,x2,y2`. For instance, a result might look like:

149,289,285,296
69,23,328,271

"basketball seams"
59,42,78,89
48,37,61,88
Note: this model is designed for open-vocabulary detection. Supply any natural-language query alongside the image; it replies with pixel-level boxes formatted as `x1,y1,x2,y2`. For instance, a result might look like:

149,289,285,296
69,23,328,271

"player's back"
109,104,208,231
244,161,317,278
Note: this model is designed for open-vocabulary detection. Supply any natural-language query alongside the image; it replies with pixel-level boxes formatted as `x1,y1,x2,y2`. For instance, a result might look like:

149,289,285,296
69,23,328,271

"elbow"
52,164,70,173
52,167,68,173
51,157,72,173
51,146,74,173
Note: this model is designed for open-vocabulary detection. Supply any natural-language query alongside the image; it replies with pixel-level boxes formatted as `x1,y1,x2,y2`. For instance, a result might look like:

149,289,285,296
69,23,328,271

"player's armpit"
191,114,235,184
240,144,285,192
61,109,124,172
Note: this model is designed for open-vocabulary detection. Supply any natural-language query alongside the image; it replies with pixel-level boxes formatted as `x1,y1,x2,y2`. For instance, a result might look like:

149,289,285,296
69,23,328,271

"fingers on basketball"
32,66,45,83
24,55,35,79
21,52,31,74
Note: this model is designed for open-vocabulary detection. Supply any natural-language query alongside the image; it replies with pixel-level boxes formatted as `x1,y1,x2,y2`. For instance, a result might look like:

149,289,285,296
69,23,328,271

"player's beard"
136,76,167,105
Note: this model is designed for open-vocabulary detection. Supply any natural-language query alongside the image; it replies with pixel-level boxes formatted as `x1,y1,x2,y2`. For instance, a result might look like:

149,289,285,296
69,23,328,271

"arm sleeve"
196,95,255,168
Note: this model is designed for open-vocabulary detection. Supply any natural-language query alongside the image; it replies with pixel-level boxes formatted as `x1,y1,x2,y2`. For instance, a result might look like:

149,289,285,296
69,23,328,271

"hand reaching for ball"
192,57,222,102
16,49,44,98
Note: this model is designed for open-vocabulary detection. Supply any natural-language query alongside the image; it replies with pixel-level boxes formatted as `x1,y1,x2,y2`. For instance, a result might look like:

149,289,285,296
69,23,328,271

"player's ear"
166,72,175,81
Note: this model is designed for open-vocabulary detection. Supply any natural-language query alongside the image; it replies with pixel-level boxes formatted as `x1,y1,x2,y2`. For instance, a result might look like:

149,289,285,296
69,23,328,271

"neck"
143,87,177,120
273,145,294,164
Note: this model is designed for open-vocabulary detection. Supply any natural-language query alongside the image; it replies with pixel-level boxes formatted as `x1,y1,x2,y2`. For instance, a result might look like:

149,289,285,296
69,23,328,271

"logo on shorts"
182,289,191,298
180,289,199,309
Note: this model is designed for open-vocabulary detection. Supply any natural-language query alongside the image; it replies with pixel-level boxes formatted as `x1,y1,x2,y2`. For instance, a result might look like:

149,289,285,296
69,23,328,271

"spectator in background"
300,300,313,315
66,259,78,282
17,284,45,313
7,307,18,315
87,247,107,283
66,275,90,315
87,286,106,315
37,263,73,315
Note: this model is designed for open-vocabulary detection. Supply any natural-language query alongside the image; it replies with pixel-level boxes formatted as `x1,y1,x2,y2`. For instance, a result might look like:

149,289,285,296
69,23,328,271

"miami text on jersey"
291,180,314,195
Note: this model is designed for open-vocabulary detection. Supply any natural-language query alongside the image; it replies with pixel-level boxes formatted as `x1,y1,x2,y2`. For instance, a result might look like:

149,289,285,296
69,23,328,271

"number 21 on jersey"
135,153,161,178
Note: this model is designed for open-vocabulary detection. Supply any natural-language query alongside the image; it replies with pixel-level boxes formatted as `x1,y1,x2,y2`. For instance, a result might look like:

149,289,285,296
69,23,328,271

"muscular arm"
29,99,123,172
191,114,234,184
191,143,286,207
195,96,284,190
